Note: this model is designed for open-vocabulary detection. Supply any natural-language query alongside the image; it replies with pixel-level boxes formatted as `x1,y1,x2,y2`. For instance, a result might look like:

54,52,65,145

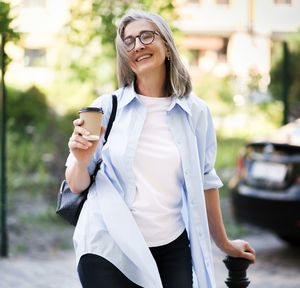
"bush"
6,86,51,199
6,85,76,203
4,85,89,255
7,86,51,134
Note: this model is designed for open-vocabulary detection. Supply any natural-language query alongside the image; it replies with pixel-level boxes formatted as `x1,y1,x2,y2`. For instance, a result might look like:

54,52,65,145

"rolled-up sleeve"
203,108,223,190
65,153,98,175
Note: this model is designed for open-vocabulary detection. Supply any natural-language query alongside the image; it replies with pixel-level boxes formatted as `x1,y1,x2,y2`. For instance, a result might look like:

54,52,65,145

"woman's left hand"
222,239,256,263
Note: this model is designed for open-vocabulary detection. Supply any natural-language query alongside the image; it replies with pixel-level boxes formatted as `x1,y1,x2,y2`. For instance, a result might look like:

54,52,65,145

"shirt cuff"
65,153,95,175
203,168,223,190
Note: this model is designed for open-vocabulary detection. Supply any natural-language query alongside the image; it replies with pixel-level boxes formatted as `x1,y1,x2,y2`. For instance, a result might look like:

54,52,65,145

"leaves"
0,1,19,40
65,0,176,85
269,36,300,115
0,1,19,71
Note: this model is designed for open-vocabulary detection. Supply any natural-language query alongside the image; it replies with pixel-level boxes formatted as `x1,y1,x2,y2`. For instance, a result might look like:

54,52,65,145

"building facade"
6,0,70,87
176,0,300,79
6,0,300,90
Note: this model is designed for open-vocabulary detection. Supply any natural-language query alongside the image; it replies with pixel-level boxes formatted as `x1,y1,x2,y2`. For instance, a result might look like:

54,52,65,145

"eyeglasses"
123,30,160,52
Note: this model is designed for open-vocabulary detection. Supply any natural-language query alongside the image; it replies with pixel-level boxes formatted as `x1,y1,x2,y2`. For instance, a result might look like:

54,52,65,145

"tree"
0,1,19,72
269,34,300,120
65,0,176,88
0,0,19,257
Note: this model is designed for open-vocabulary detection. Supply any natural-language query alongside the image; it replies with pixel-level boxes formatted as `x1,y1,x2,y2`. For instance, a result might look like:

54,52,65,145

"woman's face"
123,19,168,78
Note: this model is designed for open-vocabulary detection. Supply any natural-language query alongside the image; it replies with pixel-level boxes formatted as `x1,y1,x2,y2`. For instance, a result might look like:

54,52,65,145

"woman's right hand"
68,118,103,166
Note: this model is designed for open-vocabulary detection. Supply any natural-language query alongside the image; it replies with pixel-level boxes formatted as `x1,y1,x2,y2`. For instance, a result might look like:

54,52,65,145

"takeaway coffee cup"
79,107,103,141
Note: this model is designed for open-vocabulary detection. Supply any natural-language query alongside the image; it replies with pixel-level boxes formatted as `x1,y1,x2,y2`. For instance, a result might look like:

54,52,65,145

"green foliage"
66,0,176,86
7,86,51,134
7,131,54,195
193,73,282,139
194,74,235,117
5,85,78,255
269,36,300,116
6,86,74,200
6,86,53,195
55,109,78,137
45,70,96,114
216,137,246,172
194,74,234,103
0,1,19,70
9,202,74,256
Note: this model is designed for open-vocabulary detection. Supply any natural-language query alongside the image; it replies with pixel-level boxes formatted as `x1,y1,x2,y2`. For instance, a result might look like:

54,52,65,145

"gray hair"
115,9,192,98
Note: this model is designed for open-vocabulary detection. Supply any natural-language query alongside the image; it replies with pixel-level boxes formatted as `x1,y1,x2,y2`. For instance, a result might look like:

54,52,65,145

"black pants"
77,230,193,288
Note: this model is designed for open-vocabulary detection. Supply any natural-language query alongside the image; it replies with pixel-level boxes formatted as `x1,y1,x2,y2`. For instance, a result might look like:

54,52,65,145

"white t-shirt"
132,94,185,247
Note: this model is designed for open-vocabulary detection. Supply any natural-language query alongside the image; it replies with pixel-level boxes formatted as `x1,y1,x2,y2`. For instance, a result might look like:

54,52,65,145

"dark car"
229,119,300,245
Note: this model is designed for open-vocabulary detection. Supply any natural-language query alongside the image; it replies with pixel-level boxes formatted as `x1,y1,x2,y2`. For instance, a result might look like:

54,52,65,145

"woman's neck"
135,70,167,97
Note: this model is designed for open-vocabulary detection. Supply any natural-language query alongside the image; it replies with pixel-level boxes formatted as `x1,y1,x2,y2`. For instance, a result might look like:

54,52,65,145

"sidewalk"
1,232,299,288
0,251,81,288
0,247,228,288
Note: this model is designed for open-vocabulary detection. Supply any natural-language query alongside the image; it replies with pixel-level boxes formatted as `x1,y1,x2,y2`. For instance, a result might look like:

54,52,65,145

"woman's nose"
134,37,145,51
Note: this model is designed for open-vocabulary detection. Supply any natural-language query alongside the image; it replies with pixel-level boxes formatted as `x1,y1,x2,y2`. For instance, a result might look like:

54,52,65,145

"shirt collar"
118,81,192,115
117,82,139,109
168,96,191,115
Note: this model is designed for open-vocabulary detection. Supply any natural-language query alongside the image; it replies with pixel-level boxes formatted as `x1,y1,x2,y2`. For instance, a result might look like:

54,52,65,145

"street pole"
0,32,8,257
223,256,252,288
282,41,289,125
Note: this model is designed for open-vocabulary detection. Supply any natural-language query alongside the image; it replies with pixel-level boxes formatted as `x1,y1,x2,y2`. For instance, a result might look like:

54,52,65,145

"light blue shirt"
66,82,223,288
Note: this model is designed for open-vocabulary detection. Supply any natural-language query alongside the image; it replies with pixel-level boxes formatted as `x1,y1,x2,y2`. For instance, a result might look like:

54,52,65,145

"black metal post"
0,32,8,257
282,41,289,125
223,256,252,288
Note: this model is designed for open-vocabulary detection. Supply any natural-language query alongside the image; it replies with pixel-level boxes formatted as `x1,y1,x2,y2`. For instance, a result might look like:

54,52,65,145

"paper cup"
79,107,103,141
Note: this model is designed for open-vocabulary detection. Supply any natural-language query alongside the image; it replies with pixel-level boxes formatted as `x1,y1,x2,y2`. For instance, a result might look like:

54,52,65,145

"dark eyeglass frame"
123,30,161,52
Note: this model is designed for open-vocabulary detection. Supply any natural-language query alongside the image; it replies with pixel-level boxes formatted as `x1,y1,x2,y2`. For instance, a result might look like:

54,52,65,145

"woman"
66,9,256,288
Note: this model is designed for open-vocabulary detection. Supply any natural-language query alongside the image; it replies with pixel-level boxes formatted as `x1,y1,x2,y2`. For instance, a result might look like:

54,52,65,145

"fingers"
240,246,256,262
73,119,105,139
69,119,106,151
243,251,256,262
73,118,83,126
243,241,256,262
244,242,256,255
227,239,256,263
69,120,91,150
73,118,90,138
69,134,92,150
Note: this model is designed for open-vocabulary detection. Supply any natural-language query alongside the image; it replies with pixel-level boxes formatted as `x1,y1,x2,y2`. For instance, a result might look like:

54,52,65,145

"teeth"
136,55,151,62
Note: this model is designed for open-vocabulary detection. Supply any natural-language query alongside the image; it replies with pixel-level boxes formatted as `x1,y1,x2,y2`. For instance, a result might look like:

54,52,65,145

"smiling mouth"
136,54,152,62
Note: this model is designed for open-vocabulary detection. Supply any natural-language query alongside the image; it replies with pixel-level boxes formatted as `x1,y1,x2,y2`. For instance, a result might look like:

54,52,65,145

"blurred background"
0,0,300,286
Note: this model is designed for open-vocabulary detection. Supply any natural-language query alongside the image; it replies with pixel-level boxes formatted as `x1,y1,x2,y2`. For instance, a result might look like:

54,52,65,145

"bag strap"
103,94,117,145
92,94,118,178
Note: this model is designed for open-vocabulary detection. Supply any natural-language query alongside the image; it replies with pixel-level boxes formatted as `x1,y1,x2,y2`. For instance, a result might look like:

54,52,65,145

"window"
22,0,46,8
216,0,230,5
274,0,292,4
24,48,47,67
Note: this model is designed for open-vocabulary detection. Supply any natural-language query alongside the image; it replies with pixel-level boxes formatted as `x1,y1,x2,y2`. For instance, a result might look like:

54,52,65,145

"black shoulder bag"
56,95,118,226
